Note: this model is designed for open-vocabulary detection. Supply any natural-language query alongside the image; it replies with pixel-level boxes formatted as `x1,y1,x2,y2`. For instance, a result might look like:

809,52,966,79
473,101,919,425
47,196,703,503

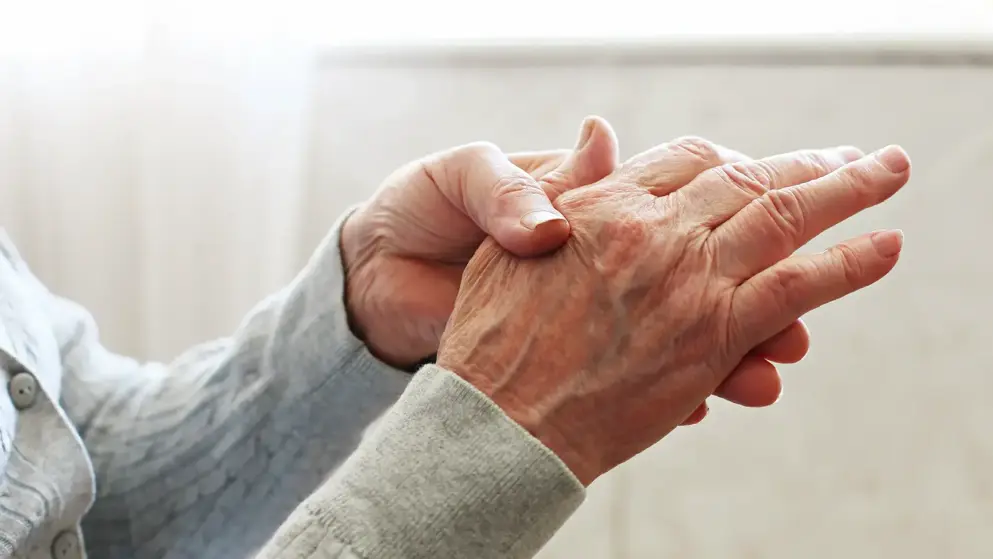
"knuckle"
713,161,772,198
623,161,670,193
670,135,721,163
767,263,807,310
797,150,833,177
836,163,877,204
758,188,806,241
831,242,866,288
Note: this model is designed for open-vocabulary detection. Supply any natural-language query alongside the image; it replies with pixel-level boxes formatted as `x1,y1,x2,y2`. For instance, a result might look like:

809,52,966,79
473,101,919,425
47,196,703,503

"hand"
342,127,810,412
344,128,813,412
438,141,910,485
342,117,619,368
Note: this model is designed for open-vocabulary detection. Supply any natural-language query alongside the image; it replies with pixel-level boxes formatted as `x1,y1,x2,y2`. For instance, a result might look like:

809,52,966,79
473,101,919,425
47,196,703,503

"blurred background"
1,1,992,557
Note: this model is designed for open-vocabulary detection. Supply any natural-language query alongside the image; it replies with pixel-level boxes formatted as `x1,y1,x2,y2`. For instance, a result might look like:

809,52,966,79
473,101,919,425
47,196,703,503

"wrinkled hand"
342,117,619,368
438,141,910,485
343,128,813,413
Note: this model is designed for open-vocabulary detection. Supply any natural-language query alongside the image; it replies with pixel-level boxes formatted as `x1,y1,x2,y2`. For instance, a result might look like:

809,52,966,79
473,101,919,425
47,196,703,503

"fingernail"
870,229,904,257
521,210,566,231
575,117,595,151
873,145,910,173
834,145,864,162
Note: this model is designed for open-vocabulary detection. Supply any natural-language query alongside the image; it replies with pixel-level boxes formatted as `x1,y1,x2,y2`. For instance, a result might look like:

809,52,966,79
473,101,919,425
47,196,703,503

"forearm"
256,365,584,559
43,213,412,558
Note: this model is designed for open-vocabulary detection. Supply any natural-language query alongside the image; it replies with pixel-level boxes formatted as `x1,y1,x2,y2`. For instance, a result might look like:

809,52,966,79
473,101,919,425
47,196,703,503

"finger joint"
758,188,806,243
836,163,879,207
714,161,772,198
767,263,808,313
670,136,721,164
830,242,866,289
796,150,833,178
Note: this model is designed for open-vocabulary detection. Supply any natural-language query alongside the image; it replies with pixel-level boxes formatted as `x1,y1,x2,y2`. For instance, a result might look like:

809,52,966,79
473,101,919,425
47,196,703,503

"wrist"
436,352,600,486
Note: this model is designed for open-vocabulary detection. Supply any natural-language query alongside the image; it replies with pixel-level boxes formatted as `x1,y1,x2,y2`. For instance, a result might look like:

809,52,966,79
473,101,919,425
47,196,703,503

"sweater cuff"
268,364,585,559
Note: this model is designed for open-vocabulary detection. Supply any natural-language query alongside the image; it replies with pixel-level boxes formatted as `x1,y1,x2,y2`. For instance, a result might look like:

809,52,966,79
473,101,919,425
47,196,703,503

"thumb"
432,117,618,258
466,116,619,257
443,142,571,258
540,115,620,200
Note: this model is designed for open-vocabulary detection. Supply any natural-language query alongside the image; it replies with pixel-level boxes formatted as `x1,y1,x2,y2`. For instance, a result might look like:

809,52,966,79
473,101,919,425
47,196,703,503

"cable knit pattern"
0,215,411,558
0,213,585,559
255,366,586,559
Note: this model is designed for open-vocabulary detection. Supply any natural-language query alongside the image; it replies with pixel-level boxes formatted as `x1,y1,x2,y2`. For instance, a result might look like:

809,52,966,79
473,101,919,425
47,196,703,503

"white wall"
3,35,991,557
6,1,991,50
306,43,993,558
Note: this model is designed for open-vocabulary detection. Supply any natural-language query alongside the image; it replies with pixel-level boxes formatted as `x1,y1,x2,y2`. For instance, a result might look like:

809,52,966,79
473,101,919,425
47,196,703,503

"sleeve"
254,364,586,559
25,212,415,558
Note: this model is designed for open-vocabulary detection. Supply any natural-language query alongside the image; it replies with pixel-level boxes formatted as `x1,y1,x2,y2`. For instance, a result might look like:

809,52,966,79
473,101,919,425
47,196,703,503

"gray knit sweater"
0,214,583,559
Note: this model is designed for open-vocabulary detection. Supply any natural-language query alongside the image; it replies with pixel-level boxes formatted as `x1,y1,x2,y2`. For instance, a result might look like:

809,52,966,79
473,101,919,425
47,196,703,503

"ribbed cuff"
280,364,585,559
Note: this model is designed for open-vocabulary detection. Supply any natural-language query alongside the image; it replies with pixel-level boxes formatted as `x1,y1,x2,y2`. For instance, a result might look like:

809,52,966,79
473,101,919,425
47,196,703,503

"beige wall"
306,46,993,558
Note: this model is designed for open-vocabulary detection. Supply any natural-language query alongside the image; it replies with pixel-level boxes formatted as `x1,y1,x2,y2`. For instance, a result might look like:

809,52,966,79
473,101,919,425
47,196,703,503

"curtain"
0,2,320,360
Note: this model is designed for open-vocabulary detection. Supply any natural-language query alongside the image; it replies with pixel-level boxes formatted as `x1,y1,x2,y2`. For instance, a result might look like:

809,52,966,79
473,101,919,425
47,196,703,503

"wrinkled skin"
438,142,910,485
343,124,817,417
342,118,619,367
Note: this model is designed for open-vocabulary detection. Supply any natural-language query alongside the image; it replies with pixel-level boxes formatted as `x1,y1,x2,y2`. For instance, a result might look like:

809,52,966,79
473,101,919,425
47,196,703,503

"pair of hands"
343,118,810,418
343,117,909,484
